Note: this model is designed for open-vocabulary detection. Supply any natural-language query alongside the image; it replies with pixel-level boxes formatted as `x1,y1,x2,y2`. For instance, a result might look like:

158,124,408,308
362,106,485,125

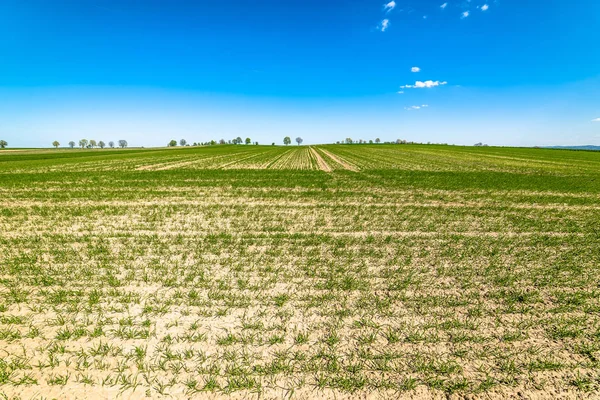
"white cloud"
397,91,404,94
401,80,448,89
441,2,448,9
383,1,396,12
592,118,600,122
379,19,390,32
405,105,429,110
411,67,421,73
461,11,470,18
480,4,489,11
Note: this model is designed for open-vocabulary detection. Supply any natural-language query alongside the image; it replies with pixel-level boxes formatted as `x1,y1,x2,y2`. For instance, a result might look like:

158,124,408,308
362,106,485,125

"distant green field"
1,145,599,398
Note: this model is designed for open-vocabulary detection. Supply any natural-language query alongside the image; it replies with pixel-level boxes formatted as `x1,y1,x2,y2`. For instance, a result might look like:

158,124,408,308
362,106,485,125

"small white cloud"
441,2,448,9
422,104,429,107
400,80,447,89
592,118,600,122
411,67,421,73
405,105,429,110
423,15,428,19
480,4,489,11
397,91,404,94
383,1,396,12
461,11,470,18
379,19,390,32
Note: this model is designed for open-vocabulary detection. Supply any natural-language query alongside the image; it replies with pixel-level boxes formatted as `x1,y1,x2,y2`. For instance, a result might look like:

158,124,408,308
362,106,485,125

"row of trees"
51,140,128,149
167,137,291,147
337,138,382,144
168,138,258,146
336,139,451,145
164,137,306,147
335,138,418,144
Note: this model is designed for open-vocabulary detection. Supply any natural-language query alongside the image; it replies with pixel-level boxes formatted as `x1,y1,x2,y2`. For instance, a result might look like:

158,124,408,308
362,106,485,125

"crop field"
1,144,600,399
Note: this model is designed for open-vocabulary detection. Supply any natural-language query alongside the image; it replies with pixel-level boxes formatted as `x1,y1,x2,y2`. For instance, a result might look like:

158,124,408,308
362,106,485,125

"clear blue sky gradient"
0,0,599,147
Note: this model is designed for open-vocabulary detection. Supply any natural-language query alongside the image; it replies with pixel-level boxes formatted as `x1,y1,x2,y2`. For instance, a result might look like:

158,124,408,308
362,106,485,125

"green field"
1,144,600,399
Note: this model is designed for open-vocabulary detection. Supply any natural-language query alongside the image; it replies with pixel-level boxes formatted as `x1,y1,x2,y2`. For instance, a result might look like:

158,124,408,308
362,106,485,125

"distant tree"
255,142,258,145
118,140,128,148
283,136,291,146
98,141,105,149
168,140,177,147
219,139,226,145
228,140,232,144
245,137,251,145
369,140,373,144
235,137,242,145
272,142,275,146
375,138,380,144
0,140,7,149
359,139,363,144
108,141,115,148
474,142,483,147
69,141,75,148
210,140,216,145
180,139,187,146
79,139,88,149
345,138,353,144
89,140,97,148
296,137,303,145
52,141,60,148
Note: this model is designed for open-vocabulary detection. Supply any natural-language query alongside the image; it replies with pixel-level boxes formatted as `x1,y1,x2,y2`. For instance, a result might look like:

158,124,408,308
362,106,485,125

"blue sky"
0,0,599,147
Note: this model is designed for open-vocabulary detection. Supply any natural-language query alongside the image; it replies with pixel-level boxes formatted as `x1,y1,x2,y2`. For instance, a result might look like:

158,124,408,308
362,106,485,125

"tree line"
336,138,382,144
49,140,128,149
334,138,441,145
168,138,257,147
166,137,304,147
335,138,453,145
